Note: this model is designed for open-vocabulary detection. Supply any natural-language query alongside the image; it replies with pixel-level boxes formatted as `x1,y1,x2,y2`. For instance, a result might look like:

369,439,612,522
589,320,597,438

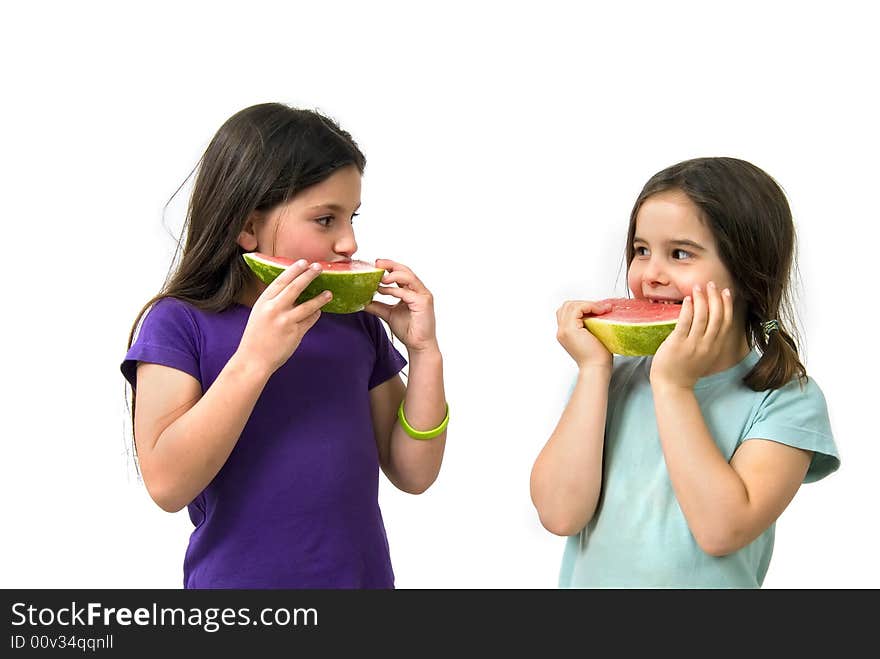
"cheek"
674,277,697,298
626,264,640,294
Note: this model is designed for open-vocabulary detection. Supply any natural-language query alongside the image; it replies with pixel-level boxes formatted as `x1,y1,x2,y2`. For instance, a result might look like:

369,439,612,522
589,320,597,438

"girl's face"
627,189,737,305
239,164,362,263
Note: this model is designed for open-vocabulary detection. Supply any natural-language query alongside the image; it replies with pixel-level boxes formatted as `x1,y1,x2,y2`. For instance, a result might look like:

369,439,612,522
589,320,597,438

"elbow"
154,497,188,514
140,471,188,513
148,486,188,514
532,494,591,536
388,465,440,495
537,510,588,537
692,527,747,558
397,473,438,495
530,475,593,536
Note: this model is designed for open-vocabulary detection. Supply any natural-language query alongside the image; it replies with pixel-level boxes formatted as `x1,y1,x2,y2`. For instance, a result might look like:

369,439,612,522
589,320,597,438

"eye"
672,248,692,260
315,215,333,228
634,245,649,257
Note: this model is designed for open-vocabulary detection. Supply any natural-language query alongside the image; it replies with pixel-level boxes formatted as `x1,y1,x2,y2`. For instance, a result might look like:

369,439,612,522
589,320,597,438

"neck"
235,279,265,308
705,331,751,375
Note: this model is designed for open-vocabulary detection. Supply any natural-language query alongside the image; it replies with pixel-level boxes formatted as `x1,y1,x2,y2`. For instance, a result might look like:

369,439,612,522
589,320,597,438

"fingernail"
311,263,322,271
324,291,333,298
684,295,691,303
693,284,701,293
296,259,307,268
708,281,716,289
723,288,731,297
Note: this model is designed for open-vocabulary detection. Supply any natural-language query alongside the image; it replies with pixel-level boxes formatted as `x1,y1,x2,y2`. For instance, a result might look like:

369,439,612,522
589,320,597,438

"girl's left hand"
650,281,734,389
365,259,438,353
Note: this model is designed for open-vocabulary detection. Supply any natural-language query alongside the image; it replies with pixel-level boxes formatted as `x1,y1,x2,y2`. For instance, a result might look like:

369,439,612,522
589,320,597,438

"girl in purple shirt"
122,103,448,588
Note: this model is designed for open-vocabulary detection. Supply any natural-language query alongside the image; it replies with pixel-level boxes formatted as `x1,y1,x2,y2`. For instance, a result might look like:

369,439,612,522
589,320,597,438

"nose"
334,222,358,258
642,256,669,287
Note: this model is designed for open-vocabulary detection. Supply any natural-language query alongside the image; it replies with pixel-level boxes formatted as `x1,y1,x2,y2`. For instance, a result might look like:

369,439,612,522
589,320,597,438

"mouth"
649,298,683,305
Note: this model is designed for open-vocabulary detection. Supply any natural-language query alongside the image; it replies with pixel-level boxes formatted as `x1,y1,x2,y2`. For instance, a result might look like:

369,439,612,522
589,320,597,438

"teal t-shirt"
558,350,839,589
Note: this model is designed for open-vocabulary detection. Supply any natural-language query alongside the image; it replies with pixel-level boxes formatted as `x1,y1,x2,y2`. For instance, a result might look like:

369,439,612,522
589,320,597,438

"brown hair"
126,103,366,430
625,157,806,391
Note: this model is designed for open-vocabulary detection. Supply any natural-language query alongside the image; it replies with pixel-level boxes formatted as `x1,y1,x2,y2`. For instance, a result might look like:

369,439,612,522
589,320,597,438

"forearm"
652,383,751,554
387,344,447,493
143,354,271,511
530,364,611,536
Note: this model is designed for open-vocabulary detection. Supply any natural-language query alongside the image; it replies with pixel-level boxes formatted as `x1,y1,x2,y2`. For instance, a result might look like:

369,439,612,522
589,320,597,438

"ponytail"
743,313,807,391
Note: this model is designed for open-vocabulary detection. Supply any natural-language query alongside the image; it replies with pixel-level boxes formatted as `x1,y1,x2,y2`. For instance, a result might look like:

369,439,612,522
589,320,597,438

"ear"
236,212,260,252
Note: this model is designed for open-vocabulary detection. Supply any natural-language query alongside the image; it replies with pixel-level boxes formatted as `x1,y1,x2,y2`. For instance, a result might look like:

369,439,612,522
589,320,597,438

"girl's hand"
237,260,333,374
365,259,438,353
650,281,734,389
556,300,614,370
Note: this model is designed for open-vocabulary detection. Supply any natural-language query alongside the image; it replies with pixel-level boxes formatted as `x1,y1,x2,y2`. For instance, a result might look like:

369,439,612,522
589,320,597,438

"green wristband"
397,400,449,440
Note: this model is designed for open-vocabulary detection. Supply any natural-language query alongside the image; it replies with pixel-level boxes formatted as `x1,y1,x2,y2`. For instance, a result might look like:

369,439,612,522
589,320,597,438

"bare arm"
650,282,811,555
530,364,611,536
370,347,447,494
653,383,811,556
133,260,329,512
530,299,615,536
134,358,271,512
365,260,447,495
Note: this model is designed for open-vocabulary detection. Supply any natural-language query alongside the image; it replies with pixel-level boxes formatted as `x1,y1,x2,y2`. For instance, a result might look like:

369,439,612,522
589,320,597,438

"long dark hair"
126,102,366,427
625,157,806,391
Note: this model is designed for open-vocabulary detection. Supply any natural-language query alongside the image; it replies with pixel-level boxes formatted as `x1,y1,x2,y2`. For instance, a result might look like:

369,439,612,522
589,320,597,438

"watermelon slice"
242,252,384,314
583,297,681,356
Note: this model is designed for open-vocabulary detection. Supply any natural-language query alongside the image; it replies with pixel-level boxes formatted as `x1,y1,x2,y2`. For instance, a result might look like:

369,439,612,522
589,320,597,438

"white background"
2,1,877,589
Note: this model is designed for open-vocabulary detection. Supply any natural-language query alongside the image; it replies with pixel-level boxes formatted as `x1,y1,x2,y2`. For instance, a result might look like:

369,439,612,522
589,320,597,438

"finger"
377,284,419,306
381,269,426,291
703,281,723,343
560,300,608,323
275,262,325,306
673,295,694,337
688,284,709,340
364,299,397,322
721,287,734,335
557,301,579,325
374,258,410,274
261,259,310,300
290,289,333,318
575,300,612,320
298,309,323,333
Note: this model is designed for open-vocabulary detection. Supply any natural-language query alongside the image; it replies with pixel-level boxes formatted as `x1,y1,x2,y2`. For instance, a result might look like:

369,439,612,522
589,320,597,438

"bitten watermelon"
242,252,384,314
583,297,681,356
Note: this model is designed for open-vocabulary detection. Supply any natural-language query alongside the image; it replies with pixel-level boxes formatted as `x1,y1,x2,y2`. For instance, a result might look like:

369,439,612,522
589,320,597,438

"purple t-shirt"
121,297,407,589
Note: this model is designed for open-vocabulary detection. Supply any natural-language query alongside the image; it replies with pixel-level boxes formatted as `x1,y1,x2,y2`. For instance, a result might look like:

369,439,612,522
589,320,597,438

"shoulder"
754,374,830,422
123,297,205,388
137,297,199,336
747,374,839,482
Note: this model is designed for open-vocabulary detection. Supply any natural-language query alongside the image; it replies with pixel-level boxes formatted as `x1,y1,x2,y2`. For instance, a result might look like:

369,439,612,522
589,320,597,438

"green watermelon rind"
583,316,677,356
242,252,384,314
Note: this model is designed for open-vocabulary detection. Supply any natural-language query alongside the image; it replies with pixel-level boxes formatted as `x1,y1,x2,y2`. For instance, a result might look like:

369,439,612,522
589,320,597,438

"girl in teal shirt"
530,157,839,588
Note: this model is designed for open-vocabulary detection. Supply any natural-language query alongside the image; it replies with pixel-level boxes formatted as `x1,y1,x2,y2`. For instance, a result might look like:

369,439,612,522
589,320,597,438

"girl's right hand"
555,300,613,370
236,260,332,374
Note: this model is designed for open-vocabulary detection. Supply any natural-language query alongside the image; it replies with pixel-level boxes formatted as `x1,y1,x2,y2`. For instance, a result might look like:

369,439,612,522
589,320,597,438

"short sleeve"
364,314,407,389
745,377,840,483
121,298,203,389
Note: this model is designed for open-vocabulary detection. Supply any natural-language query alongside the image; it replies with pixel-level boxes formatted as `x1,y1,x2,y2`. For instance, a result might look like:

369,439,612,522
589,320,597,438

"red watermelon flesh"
586,297,682,323
583,297,681,356
244,252,377,271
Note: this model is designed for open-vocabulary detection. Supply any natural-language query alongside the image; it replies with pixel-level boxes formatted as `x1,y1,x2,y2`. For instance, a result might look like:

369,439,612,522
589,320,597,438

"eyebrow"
633,236,706,251
308,202,361,213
